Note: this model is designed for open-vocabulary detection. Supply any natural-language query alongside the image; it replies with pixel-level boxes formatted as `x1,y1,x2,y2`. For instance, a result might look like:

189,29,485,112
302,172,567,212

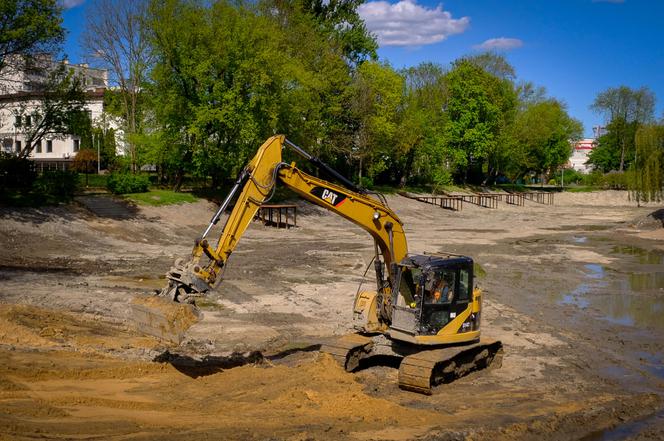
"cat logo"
311,186,347,207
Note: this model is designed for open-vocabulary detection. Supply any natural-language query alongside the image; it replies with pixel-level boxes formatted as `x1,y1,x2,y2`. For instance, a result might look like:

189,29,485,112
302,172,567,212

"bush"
359,175,374,189
580,171,604,187
107,173,150,194
561,169,583,185
32,170,78,201
0,153,36,189
603,171,628,190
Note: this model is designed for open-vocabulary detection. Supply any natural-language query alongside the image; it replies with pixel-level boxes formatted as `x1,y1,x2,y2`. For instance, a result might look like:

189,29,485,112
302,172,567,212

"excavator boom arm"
162,135,408,303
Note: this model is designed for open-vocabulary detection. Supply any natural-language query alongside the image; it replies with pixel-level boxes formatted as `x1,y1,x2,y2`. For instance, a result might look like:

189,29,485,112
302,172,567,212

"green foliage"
629,124,664,203
124,189,197,206
587,119,638,172
561,168,583,185
580,170,605,187
358,175,374,189
107,173,150,194
0,154,77,205
77,173,107,188
297,0,378,66
602,170,628,190
0,0,64,71
0,152,36,189
508,99,582,180
131,0,601,190
396,62,448,187
32,170,78,201
443,58,518,183
590,86,655,171
12,64,87,158
345,60,403,181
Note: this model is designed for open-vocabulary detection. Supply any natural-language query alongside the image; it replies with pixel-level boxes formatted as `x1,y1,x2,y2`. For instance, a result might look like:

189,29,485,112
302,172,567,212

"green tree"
509,99,582,182
0,0,64,89
397,62,449,187
146,0,362,188
297,0,378,66
443,59,517,184
12,64,87,158
590,86,655,171
630,124,664,203
82,0,152,172
587,118,637,173
344,61,403,183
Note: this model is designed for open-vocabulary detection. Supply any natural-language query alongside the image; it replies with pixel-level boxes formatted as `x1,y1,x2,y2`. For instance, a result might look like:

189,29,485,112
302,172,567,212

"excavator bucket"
130,295,201,344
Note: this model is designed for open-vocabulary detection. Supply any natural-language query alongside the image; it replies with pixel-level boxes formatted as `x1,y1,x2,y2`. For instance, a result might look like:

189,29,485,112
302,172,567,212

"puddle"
581,407,664,441
572,235,588,243
560,264,605,309
629,272,664,291
559,263,664,330
611,246,664,265
634,351,664,381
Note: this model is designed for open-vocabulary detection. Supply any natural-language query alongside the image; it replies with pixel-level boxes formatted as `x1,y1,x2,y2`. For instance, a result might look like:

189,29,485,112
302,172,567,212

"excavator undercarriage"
321,334,503,395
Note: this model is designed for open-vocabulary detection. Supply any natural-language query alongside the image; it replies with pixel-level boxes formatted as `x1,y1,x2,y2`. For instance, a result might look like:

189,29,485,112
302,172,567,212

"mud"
1,191,663,440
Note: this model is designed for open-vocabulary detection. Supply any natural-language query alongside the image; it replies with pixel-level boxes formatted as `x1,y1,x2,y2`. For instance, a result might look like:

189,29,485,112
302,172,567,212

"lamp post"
97,133,101,174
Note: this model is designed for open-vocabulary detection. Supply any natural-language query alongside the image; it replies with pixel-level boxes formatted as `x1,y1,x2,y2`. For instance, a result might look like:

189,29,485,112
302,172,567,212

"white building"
0,56,116,168
569,138,596,173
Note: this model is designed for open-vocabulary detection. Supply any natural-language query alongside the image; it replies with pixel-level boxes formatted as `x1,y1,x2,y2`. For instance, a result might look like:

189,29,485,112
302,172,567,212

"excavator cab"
389,254,481,345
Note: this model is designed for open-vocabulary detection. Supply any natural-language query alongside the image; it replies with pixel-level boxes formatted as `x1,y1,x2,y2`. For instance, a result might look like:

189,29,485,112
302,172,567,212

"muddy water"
553,238,664,437
560,246,664,332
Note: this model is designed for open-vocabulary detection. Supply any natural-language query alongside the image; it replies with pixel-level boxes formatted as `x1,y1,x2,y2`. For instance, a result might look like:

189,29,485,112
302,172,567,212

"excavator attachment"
321,333,503,395
130,295,201,344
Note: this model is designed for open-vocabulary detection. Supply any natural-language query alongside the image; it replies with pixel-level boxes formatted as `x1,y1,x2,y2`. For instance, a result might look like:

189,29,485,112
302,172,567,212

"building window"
15,140,21,153
47,140,53,153
25,115,31,127
36,140,42,153
73,139,80,152
2,139,11,152
15,115,22,127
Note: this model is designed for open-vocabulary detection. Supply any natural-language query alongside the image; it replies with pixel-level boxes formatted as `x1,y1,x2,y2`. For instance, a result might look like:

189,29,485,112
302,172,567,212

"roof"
400,253,474,269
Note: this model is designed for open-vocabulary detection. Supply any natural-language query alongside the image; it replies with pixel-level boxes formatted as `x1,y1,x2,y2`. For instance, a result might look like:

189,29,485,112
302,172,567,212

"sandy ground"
0,190,663,440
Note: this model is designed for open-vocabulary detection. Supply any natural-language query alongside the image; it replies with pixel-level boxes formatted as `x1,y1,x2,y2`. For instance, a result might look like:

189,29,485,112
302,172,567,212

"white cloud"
358,0,470,47
474,37,523,51
60,0,86,9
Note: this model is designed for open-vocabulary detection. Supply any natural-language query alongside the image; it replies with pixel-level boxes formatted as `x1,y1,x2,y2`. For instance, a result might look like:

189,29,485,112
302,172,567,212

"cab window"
396,266,421,307
425,269,456,304
458,269,470,301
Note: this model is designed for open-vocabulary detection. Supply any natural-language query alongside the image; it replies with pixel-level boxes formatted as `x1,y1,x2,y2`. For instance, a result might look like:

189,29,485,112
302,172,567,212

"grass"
124,189,198,206
77,173,109,188
564,186,602,193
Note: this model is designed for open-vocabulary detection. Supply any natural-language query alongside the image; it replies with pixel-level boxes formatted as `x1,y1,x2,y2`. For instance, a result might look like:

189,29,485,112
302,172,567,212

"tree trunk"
358,156,363,182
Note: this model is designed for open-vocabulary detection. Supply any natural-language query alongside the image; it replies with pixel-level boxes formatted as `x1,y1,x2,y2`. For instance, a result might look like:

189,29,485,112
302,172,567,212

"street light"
97,133,101,174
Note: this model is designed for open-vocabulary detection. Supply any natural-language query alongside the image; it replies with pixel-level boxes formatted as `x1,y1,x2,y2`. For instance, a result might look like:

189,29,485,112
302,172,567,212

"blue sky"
61,0,663,137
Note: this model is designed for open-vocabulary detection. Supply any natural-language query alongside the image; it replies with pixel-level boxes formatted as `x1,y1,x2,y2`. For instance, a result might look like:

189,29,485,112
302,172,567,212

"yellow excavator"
141,135,502,394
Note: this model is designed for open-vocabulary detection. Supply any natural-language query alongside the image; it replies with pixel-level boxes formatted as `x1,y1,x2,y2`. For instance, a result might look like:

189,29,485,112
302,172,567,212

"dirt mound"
130,295,201,343
0,304,158,353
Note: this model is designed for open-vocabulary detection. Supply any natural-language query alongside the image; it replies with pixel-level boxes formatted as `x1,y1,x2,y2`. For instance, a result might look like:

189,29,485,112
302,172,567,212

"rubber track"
398,340,503,395
320,334,373,371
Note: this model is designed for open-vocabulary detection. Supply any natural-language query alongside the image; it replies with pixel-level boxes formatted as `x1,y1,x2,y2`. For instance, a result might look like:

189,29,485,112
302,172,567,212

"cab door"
419,265,473,335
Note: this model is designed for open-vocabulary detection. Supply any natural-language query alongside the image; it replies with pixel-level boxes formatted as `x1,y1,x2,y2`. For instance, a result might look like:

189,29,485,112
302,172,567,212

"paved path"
76,195,137,219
